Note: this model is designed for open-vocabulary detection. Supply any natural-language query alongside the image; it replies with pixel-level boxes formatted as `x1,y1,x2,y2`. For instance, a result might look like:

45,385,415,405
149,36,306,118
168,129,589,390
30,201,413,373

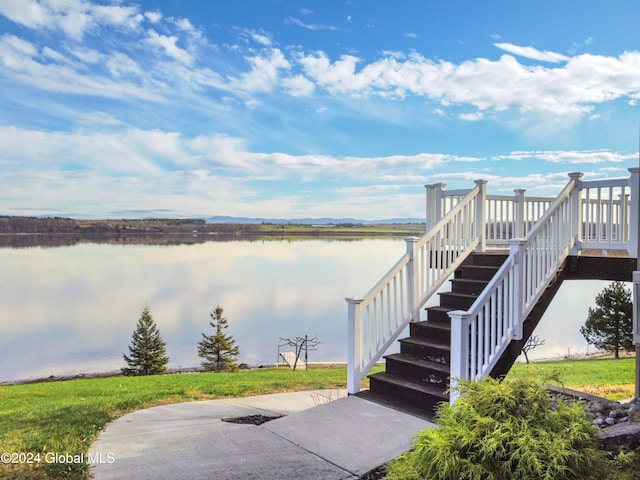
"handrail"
448,173,581,403
347,182,485,394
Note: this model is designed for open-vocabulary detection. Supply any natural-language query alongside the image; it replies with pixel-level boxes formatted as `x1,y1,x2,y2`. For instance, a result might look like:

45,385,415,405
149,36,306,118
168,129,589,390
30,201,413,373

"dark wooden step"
438,291,478,309
366,251,508,417
450,277,489,295
410,320,451,343
355,390,437,420
425,305,454,323
369,372,449,412
455,264,500,281
464,252,508,267
385,353,449,386
399,336,450,365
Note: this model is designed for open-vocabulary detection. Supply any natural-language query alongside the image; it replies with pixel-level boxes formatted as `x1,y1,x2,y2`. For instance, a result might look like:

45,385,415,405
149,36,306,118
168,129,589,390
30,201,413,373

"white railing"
447,170,636,402
346,181,487,393
579,177,633,251
348,167,639,399
427,184,554,248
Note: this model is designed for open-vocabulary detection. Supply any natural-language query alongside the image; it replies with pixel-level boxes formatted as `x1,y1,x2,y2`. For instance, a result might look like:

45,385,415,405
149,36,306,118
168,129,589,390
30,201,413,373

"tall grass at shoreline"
0,358,636,479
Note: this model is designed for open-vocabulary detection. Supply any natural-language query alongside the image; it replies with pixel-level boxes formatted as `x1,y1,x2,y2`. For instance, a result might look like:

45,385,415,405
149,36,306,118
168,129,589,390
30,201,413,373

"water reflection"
0,237,619,383
0,238,404,382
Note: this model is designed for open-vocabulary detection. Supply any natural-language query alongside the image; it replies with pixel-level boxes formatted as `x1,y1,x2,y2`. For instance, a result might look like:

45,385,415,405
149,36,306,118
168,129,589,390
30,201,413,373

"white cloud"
0,0,143,40
144,10,162,23
285,17,338,31
281,74,315,97
494,43,570,63
497,149,636,164
0,125,636,219
291,49,640,119
233,48,290,92
0,34,161,100
459,111,484,121
145,29,193,65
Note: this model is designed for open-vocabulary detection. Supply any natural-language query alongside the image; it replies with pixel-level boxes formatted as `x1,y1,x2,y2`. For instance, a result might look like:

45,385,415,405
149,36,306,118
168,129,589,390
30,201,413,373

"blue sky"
0,0,638,220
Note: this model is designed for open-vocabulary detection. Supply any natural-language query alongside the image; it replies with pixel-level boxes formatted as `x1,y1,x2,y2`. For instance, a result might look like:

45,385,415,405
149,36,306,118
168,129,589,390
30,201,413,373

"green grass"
0,359,636,479
0,367,351,480
509,357,636,401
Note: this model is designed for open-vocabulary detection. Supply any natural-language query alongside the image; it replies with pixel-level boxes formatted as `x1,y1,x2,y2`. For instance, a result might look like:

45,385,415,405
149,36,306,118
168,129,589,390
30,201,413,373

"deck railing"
346,181,486,393
347,168,639,397
448,173,581,401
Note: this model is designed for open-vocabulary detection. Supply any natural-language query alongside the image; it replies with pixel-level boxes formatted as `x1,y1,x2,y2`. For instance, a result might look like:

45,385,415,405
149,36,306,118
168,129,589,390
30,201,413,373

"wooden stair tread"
369,372,449,399
384,353,450,373
416,320,451,331
355,390,438,420
399,337,450,351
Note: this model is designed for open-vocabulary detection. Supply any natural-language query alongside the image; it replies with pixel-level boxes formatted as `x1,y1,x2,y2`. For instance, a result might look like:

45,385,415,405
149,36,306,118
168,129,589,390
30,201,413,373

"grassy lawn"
0,358,636,479
509,356,636,401
0,367,352,480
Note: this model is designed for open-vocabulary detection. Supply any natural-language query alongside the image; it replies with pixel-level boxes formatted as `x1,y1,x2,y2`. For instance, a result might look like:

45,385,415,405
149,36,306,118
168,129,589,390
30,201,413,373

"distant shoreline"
0,215,425,237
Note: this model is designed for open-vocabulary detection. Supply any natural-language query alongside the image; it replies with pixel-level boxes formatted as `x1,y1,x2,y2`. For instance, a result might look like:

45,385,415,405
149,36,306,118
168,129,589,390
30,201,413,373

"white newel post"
629,168,640,260
405,236,419,322
346,296,364,394
568,172,584,255
514,189,526,239
508,238,526,340
425,184,436,231
474,180,488,252
448,309,469,404
425,183,446,231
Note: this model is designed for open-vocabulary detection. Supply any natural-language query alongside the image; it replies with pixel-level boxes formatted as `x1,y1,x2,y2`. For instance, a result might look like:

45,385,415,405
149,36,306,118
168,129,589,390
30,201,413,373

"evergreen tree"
198,306,240,372
122,305,169,375
580,281,633,359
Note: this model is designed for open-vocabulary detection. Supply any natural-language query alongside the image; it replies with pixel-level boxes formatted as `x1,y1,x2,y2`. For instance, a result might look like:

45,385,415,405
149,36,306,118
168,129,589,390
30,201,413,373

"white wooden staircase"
347,168,640,417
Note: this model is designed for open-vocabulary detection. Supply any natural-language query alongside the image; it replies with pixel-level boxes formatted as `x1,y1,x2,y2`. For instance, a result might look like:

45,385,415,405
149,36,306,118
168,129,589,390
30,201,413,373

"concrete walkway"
89,389,435,480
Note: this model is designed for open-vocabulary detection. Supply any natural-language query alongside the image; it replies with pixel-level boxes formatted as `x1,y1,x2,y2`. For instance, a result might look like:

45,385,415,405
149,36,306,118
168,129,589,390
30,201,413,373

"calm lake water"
0,237,613,383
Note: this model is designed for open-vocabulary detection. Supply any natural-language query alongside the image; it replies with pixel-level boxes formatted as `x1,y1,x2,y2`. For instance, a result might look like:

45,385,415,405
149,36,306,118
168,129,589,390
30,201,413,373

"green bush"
385,376,607,480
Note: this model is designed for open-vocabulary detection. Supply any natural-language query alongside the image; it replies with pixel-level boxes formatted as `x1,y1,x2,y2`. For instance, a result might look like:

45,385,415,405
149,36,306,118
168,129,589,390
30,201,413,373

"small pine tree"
122,305,169,376
198,306,240,372
580,281,633,359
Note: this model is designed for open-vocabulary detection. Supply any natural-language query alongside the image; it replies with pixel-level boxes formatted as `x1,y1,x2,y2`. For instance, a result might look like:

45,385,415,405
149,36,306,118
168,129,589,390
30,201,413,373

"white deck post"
514,189,526,239
629,168,640,260
425,184,435,231
346,296,364,394
474,180,488,252
448,309,469,404
508,238,526,340
568,172,584,255
405,236,420,322
426,183,446,231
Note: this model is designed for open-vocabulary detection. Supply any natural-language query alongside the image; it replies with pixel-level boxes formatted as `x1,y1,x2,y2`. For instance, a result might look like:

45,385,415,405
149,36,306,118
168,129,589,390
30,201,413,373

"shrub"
385,376,607,480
